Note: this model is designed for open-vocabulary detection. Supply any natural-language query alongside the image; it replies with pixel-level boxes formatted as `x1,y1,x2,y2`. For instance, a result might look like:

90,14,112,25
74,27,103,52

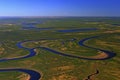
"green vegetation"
0,17,120,80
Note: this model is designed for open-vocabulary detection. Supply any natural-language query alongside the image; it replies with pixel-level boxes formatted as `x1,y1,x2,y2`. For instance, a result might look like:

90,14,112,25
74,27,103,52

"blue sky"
0,0,120,16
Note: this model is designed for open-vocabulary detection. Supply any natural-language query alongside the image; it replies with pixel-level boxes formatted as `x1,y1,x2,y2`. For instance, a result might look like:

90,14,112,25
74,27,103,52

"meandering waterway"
0,27,116,80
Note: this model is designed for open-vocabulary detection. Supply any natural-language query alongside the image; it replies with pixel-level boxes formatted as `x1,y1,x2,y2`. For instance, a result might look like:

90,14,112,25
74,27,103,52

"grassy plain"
0,17,120,80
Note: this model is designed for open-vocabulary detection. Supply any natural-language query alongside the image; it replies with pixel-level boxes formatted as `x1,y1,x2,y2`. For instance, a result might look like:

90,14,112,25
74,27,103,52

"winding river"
0,27,116,80
57,28,98,33
78,36,116,60
85,69,99,80
0,69,40,80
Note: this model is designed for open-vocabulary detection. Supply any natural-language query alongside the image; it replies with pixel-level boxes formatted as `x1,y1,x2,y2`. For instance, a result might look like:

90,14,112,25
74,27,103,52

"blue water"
34,36,115,60
78,36,116,60
57,28,98,32
22,27,52,30
0,34,116,80
21,22,52,31
0,40,40,80
0,41,36,62
0,69,40,80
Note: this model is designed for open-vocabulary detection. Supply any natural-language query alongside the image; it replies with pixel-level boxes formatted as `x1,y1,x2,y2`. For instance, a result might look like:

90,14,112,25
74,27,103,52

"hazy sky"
0,0,120,17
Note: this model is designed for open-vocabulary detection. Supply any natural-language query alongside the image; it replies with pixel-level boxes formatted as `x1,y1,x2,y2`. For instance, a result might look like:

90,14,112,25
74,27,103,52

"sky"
0,0,120,17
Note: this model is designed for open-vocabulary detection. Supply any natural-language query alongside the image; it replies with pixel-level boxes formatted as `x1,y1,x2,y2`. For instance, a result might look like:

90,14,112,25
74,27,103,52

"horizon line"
0,16,120,18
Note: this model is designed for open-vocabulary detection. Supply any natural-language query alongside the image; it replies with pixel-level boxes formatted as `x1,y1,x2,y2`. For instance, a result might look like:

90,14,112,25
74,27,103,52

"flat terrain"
0,17,120,80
